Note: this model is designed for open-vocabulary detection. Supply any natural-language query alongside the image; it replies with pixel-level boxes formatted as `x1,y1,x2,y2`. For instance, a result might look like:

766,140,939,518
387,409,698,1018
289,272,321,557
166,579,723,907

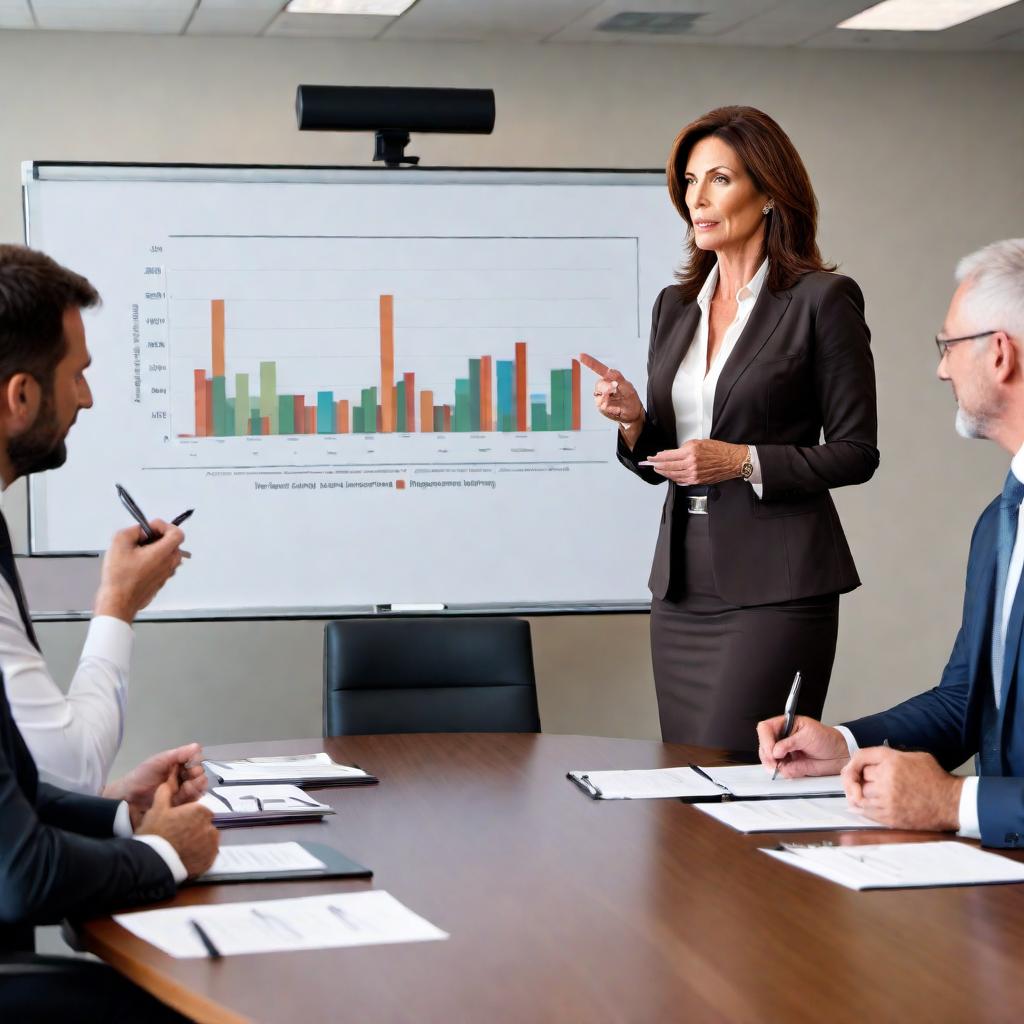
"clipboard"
192,842,373,885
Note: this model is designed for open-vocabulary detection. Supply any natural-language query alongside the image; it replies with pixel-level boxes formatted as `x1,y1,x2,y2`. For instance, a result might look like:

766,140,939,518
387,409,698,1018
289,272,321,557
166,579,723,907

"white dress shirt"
670,258,767,497
834,443,1024,841
0,556,186,881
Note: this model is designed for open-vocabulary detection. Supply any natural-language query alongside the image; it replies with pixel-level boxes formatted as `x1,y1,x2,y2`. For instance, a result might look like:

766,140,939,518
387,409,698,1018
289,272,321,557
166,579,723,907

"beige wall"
1,30,1022,771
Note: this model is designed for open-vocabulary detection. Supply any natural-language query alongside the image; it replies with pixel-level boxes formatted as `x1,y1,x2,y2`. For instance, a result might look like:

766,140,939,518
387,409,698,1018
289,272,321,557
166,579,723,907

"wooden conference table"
73,733,1024,1024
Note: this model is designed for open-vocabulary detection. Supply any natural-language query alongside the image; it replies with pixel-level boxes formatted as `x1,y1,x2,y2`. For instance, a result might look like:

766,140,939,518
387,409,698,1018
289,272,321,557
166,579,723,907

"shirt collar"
1011,443,1024,486
697,258,770,311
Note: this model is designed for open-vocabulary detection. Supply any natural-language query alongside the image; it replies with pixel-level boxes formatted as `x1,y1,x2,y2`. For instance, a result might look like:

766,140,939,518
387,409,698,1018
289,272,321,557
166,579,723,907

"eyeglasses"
934,329,1000,359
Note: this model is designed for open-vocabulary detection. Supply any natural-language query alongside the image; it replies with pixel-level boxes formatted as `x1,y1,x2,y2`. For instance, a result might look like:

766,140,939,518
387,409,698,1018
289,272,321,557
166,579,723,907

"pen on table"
770,670,802,782
579,773,603,798
687,764,729,792
190,919,222,959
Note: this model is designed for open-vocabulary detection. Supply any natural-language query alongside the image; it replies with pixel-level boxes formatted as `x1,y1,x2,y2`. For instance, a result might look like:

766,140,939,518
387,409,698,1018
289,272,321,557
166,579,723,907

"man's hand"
94,520,186,622
105,743,207,827
843,747,963,831
756,715,852,778
137,769,219,878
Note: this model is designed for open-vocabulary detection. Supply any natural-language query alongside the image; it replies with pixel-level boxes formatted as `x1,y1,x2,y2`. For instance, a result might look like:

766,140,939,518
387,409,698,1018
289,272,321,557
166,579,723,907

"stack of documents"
204,752,377,787
193,841,371,884
763,840,1024,890
114,890,448,957
200,785,335,827
568,764,844,801
695,797,886,833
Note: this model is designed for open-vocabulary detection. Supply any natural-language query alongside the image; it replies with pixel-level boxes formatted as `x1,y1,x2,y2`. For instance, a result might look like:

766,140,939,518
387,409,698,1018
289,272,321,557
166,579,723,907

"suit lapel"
711,287,792,429
998,561,1024,735
649,302,700,449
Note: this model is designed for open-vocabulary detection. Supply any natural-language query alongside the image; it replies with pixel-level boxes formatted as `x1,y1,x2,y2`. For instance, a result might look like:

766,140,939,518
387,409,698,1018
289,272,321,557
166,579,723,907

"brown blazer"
618,271,878,606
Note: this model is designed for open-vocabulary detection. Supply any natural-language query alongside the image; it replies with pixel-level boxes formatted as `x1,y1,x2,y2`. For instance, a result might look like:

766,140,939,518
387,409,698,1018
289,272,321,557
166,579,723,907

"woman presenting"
585,106,878,753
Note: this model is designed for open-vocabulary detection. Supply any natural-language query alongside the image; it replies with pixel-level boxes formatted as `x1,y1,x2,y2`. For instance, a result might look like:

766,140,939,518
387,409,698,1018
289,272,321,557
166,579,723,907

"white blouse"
670,258,767,494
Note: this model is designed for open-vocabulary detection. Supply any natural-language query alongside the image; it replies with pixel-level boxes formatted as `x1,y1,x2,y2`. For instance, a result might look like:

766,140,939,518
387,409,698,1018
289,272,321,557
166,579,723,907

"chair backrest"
323,617,540,736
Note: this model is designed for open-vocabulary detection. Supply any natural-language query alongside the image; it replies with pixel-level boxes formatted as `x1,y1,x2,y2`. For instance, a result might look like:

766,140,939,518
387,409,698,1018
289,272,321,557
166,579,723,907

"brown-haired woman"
584,106,878,754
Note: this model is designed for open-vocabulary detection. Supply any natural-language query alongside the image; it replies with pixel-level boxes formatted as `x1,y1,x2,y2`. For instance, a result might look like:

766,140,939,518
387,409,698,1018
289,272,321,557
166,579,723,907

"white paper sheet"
763,840,1024,890
204,753,369,784
113,891,449,958
201,785,332,815
701,764,845,799
200,843,327,878
567,767,723,799
696,797,887,833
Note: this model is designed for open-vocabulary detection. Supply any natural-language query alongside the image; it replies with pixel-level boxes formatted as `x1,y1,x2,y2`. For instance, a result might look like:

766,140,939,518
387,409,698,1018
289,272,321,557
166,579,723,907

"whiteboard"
22,163,679,617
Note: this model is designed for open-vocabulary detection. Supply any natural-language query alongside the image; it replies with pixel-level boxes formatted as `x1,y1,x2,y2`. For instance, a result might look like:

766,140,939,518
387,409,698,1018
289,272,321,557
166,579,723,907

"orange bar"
420,390,433,433
443,405,452,432
261,416,270,435
337,400,350,434
211,299,225,379
404,372,415,432
194,370,207,436
204,380,213,437
380,295,395,433
293,396,305,434
376,406,383,432
305,408,316,433
571,358,581,431
515,341,527,431
480,355,493,432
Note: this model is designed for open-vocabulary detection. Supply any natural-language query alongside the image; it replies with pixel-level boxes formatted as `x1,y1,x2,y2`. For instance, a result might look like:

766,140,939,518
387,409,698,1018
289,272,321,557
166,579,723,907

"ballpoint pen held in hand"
115,484,193,550
770,671,802,782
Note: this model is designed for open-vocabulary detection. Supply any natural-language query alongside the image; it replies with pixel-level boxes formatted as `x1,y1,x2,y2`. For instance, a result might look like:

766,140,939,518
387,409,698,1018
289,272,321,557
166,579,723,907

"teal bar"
469,359,481,431
396,381,407,432
531,401,547,432
360,387,377,434
454,379,471,432
234,374,249,436
550,369,562,431
496,361,513,431
433,408,444,431
353,407,364,433
250,413,262,436
278,395,294,435
210,376,227,436
317,391,334,434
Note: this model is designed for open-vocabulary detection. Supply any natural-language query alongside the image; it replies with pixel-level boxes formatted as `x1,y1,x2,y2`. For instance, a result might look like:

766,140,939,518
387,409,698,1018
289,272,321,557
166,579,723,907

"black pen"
115,484,193,545
771,671,803,781
687,764,730,793
190,918,222,959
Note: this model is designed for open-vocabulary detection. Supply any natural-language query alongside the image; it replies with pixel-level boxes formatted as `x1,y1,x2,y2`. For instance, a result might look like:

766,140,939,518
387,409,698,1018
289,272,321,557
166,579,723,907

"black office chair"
322,617,540,736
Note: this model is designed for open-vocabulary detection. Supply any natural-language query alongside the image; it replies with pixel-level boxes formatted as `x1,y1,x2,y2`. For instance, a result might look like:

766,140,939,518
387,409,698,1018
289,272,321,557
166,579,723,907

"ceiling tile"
264,10,389,36
381,0,597,42
30,0,195,33
188,0,284,35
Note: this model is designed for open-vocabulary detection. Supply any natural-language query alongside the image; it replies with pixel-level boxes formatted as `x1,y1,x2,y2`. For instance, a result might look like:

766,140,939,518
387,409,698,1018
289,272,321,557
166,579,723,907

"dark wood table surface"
73,733,1024,1024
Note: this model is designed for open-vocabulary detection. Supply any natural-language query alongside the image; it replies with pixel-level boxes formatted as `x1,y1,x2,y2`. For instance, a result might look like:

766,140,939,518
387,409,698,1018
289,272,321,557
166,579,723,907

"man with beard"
0,244,206,805
757,239,1024,848
0,245,218,1019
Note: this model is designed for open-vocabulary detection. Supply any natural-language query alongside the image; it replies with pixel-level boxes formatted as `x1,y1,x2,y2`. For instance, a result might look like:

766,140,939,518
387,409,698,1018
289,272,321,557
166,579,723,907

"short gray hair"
955,238,1024,339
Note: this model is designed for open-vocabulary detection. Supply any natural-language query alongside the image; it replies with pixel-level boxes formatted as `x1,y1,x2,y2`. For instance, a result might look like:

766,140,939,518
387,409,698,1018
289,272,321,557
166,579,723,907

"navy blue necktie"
992,470,1024,707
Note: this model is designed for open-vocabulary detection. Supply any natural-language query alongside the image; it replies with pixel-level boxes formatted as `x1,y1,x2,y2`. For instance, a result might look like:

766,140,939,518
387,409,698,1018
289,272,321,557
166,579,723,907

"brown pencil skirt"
649,513,839,755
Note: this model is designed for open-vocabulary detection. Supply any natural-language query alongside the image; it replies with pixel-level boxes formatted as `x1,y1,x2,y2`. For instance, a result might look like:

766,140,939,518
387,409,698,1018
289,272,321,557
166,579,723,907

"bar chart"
165,234,636,449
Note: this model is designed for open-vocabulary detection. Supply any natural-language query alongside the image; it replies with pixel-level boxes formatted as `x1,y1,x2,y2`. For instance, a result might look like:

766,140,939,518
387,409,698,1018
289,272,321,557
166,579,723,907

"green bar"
531,401,547,432
433,408,444,431
250,413,262,436
396,381,407,432
469,358,481,431
211,376,228,436
278,395,294,435
550,369,562,431
259,361,278,434
361,387,377,434
234,373,249,436
454,379,471,431
353,407,364,433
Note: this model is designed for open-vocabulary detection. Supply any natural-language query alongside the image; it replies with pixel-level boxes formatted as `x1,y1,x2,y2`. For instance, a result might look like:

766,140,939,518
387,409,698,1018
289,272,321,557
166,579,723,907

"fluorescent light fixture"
838,0,1019,31
285,0,417,15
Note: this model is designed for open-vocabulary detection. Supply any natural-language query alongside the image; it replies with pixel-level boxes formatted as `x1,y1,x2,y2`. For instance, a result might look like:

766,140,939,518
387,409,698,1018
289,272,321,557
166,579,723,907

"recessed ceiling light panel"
286,0,417,15
838,0,1019,32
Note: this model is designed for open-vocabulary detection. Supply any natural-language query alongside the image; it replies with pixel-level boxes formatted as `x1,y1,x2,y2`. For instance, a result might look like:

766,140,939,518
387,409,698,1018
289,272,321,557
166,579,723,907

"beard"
955,406,987,439
6,390,68,478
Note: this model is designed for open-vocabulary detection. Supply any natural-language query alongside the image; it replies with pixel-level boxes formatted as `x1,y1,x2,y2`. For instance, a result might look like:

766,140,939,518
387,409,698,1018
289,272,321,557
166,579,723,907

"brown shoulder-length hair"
667,106,834,302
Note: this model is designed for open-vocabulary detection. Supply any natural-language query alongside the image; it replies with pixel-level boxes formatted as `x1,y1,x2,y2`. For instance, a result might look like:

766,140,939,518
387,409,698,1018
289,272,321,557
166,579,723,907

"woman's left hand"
643,440,747,485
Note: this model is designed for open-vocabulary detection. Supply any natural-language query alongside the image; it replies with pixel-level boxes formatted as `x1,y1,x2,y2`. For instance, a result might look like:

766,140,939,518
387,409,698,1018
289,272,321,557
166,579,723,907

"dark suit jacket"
0,676,175,954
846,497,1024,849
618,271,879,606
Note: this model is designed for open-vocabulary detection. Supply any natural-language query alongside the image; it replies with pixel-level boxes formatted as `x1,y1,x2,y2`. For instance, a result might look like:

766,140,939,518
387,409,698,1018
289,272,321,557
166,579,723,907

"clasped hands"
755,716,964,832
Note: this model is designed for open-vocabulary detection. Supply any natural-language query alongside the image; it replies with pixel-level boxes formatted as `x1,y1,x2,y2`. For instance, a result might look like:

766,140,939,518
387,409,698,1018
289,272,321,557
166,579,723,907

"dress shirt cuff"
132,835,188,884
956,776,981,840
746,445,764,499
834,725,859,756
82,615,134,673
113,800,133,837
